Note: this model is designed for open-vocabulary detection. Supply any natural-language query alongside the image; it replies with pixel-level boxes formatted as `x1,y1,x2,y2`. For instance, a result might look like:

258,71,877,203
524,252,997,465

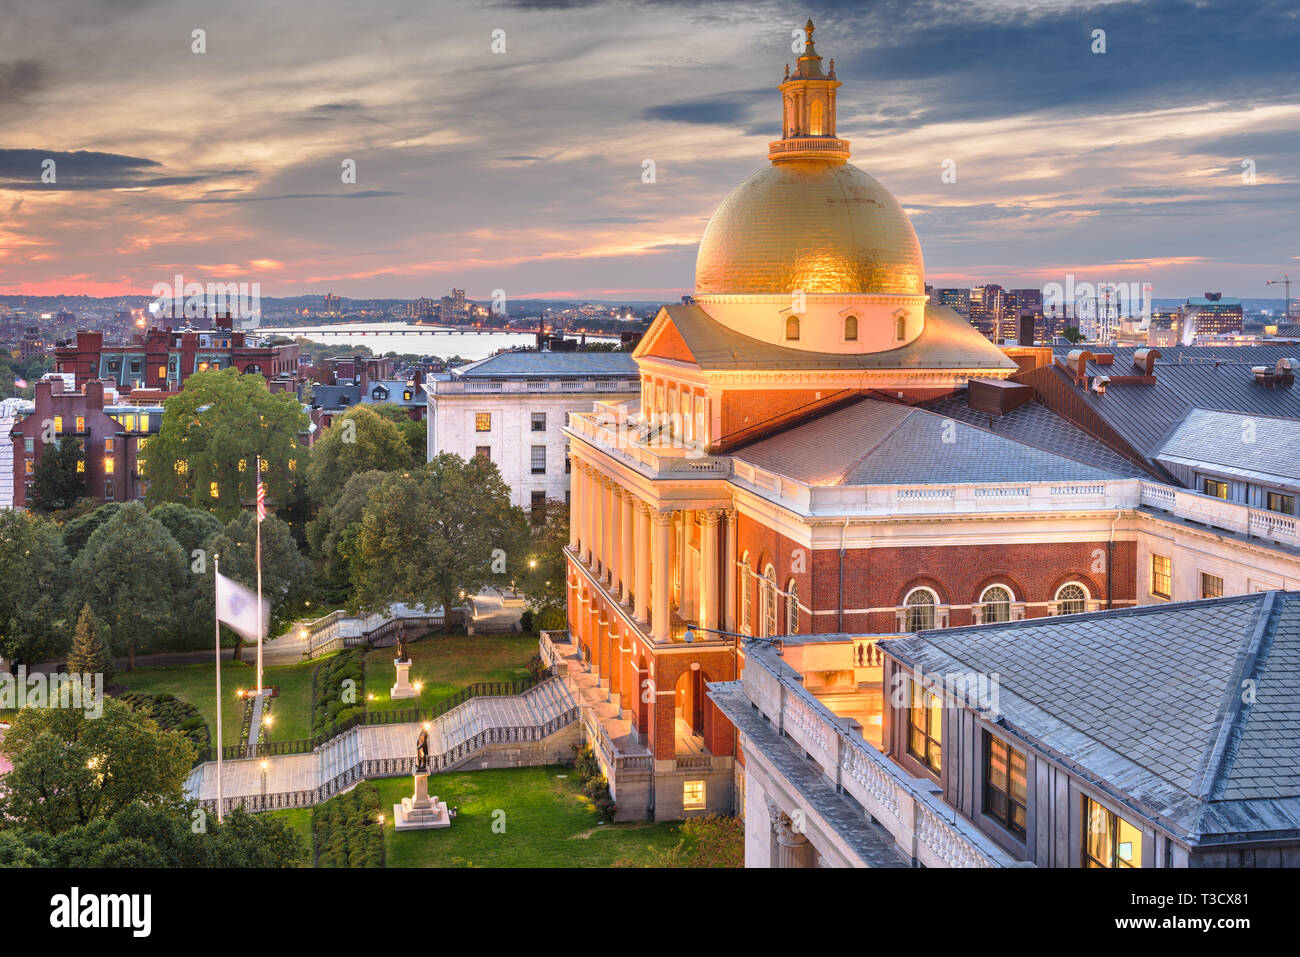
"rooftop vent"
1132,347,1161,376
1092,375,1110,395
1066,349,1094,378
1252,366,1276,386
1276,357,1298,386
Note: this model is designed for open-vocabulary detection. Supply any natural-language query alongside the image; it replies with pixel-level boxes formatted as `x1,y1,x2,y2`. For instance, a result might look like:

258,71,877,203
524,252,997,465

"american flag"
256,458,265,521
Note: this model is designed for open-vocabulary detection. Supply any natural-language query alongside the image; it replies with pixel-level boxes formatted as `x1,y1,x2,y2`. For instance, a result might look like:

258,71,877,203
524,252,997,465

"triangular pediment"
633,306,700,367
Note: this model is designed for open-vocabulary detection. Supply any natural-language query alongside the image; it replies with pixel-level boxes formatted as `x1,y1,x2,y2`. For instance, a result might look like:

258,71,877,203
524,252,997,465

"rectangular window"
1083,797,1142,868
103,457,114,475
530,445,546,474
210,481,219,498
475,412,491,432
24,438,34,453
907,683,942,775
1200,572,1224,599
565,444,571,474
1267,492,1296,515
1150,554,1172,599
76,460,85,473
24,460,34,475
104,479,113,499
531,490,547,526
983,735,1028,839
75,416,85,433
683,781,706,810
1203,478,1229,499
54,416,63,434
475,446,490,461
104,438,114,453
157,365,166,380
531,412,546,432
136,458,145,475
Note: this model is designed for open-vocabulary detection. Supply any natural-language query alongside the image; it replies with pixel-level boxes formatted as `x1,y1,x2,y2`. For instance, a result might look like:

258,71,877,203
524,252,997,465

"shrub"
310,647,366,739
117,689,208,756
312,782,385,868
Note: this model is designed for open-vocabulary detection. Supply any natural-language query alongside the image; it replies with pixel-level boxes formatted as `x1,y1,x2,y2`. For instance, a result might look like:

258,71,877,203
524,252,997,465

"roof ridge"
1192,590,1284,805
835,400,917,484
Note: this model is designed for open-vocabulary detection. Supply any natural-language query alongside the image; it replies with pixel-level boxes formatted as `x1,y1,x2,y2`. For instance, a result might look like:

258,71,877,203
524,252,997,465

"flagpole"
256,455,264,696
213,553,224,825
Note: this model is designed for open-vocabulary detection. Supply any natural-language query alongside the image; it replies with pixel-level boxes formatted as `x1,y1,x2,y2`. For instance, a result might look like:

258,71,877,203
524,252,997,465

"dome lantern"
770,19,849,162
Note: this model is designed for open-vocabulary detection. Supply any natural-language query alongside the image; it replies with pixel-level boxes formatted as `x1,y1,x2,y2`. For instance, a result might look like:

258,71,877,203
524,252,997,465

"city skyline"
2,0,1298,301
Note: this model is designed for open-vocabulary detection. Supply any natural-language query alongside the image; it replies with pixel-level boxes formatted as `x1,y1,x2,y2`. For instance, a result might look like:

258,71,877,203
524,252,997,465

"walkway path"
184,677,578,808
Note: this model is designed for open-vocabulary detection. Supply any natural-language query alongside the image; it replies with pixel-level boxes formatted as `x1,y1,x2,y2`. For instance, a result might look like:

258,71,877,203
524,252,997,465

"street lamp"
682,624,783,655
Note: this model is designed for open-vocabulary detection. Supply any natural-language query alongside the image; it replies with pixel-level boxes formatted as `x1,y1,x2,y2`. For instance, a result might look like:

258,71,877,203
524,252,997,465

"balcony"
711,642,1023,868
1139,480,1300,548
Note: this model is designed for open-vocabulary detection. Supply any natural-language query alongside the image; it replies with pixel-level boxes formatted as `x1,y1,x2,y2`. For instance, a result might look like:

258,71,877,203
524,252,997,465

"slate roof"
1029,359,1300,459
312,384,361,410
365,380,426,407
925,393,1149,478
452,351,637,378
733,397,1126,486
1157,409,1300,486
885,592,1300,843
652,302,1017,372
1049,343,1300,378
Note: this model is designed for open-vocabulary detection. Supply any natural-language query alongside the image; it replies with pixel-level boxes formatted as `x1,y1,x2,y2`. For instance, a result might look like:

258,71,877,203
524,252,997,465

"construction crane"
1266,274,1294,322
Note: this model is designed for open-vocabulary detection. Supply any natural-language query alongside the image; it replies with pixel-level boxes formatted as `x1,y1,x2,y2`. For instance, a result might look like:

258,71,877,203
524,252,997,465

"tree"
371,402,427,465
1062,326,1084,343
305,469,387,602
29,435,85,512
0,698,194,835
149,502,224,556
203,511,311,660
519,498,570,614
306,405,411,507
62,501,126,560
0,510,69,668
69,502,186,669
142,367,308,521
150,503,227,650
67,603,113,682
351,453,530,631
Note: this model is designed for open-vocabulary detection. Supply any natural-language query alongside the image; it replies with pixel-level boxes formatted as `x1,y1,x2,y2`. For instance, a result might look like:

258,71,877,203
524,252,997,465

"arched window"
844,315,858,341
1054,582,1089,616
980,585,1013,624
810,100,825,136
762,564,778,637
786,580,799,635
740,554,752,634
904,587,937,631
895,313,907,341
785,315,800,341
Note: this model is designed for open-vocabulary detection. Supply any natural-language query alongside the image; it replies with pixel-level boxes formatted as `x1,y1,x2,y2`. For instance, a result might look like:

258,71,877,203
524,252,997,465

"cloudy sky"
1,0,1297,302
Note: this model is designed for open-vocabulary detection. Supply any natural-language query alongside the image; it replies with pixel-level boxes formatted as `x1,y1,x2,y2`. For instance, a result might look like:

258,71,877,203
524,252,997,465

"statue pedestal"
392,771,450,831
391,658,416,700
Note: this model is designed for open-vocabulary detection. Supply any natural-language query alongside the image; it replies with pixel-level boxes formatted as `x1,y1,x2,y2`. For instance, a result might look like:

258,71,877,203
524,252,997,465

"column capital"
699,508,724,527
725,507,738,527
651,510,675,526
636,500,655,518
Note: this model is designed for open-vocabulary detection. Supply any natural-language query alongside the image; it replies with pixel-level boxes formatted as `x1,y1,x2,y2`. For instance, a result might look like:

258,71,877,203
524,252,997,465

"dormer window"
785,315,801,341
372,386,388,400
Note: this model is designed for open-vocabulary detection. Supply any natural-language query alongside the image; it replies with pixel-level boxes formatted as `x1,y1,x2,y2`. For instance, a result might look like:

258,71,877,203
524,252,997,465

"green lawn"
377,767,684,867
364,634,537,713
272,807,314,854
114,633,539,751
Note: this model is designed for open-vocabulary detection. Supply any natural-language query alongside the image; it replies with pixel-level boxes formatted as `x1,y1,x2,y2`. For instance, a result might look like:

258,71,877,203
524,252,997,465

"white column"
652,511,673,642
701,509,720,632
620,490,635,605
724,508,737,631
568,461,580,552
635,502,651,624
587,468,600,569
579,465,592,564
610,483,623,595
600,477,614,583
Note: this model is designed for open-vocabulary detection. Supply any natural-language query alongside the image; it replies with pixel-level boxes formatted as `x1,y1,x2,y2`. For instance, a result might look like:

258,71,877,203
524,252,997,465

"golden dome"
694,159,925,297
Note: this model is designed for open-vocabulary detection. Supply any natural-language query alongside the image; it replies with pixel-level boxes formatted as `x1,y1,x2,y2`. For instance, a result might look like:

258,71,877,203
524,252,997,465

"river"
266,321,616,361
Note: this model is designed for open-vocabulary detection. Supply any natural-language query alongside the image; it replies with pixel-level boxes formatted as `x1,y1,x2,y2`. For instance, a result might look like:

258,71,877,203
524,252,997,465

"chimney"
85,380,105,407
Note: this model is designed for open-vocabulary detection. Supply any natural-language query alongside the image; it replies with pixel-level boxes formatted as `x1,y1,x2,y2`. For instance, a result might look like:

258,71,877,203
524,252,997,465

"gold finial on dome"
769,18,848,161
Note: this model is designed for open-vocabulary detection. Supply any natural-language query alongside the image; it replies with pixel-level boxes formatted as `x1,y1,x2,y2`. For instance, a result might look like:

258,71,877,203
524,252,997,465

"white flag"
215,571,268,642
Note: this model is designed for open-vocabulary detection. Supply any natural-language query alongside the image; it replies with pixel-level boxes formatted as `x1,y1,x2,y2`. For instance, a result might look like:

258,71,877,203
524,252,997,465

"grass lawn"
364,634,537,713
116,660,256,751
270,807,314,855
378,766,684,867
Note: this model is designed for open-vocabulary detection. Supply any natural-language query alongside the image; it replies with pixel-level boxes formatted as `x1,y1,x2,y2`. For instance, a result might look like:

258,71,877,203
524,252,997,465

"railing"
195,707,581,816
1140,480,1300,547
566,412,732,479
432,378,639,395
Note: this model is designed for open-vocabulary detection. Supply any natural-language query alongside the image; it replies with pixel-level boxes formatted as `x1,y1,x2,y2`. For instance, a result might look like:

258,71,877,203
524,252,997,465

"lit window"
158,366,166,380
24,460,33,475
288,459,297,471
1083,797,1142,868
197,362,209,373
1150,554,1172,599
1267,492,1296,515
1054,582,1088,615
175,460,188,475
904,587,937,631
54,416,63,433
475,412,491,432
76,460,85,473
104,438,114,453
75,416,85,432
984,734,1028,839
1200,572,1223,599
104,457,114,475
136,437,148,452
1203,478,1229,499
210,481,219,498
908,682,943,774
979,585,1013,623
136,459,145,475
238,459,247,472
683,781,705,810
